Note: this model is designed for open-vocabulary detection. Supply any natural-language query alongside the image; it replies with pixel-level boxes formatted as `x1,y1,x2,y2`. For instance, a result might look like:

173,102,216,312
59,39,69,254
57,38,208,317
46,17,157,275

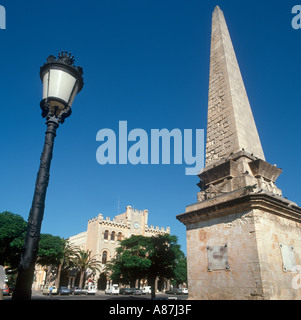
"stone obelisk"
206,5,265,165
177,6,301,300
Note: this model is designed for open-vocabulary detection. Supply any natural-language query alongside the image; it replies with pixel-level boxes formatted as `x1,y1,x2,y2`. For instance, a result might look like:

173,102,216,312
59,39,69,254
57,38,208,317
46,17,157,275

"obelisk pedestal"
177,6,301,300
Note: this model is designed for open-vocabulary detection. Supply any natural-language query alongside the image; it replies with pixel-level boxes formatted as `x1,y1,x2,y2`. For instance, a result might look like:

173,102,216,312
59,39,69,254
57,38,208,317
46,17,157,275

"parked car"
165,288,180,295
9,285,15,295
82,284,97,295
57,286,70,295
178,288,188,295
3,285,10,296
119,287,143,295
131,288,143,295
142,286,151,295
119,287,134,295
105,284,119,295
70,287,82,295
42,285,58,295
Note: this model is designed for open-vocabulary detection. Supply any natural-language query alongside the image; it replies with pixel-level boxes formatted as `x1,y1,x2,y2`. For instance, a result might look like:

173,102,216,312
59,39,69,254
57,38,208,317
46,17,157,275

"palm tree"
55,240,79,288
71,249,102,289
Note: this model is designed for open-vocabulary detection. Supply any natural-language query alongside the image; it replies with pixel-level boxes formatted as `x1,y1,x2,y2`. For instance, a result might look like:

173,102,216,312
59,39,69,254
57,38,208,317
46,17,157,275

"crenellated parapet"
145,225,170,235
88,213,129,229
70,204,170,272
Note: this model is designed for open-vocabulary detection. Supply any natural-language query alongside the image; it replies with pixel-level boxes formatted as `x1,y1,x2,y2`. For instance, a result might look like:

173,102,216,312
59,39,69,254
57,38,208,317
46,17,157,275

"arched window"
104,230,109,240
111,231,115,241
102,251,108,264
117,232,122,241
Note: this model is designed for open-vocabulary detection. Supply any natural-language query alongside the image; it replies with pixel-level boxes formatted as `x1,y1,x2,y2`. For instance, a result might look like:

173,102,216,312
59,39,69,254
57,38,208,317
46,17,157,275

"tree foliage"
1,212,187,293
71,249,102,288
0,211,66,271
107,234,187,298
37,234,65,266
0,211,27,268
172,251,187,286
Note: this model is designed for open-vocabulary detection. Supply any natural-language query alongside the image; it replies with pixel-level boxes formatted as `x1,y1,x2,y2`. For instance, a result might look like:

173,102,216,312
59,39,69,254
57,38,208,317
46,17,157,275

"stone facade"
69,205,170,275
32,207,170,290
206,6,265,165
197,6,283,206
178,189,301,300
177,6,301,300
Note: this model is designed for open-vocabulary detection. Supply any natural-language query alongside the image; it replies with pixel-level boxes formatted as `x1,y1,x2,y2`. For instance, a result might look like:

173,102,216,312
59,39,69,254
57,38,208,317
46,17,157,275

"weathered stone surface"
198,5,281,200
206,6,265,166
197,150,283,202
177,6,301,300
178,193,301,300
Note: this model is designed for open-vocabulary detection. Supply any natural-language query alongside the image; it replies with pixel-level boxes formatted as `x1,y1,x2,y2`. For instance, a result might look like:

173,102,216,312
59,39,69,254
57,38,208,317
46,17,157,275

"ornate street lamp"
12,52,84,300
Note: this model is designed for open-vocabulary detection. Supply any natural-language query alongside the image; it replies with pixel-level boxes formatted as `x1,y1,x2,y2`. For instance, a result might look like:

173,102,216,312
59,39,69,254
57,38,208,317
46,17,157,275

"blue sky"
1,0,301,255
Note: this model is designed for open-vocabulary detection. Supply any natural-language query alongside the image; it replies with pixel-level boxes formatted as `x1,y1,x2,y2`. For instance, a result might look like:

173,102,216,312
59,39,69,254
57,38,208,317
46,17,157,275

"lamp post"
12,52,84,300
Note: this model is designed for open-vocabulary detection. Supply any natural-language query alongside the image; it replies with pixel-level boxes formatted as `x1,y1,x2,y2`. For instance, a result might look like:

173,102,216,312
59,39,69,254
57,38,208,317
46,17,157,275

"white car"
42,285,57,295
142,286,151,294
180,288,188,294
82,284,97,295
105,284,119,295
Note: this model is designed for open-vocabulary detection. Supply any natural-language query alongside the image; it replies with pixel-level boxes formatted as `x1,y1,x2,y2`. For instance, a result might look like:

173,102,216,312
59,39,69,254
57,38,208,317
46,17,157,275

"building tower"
177,6,301,300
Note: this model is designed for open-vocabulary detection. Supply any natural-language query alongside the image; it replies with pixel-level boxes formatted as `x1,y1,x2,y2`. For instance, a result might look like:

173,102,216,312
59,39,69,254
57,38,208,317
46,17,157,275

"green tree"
36,234,67,286
107,234,185,299
54,241,79,288
0,211,71,285
37,234,65,266
107,235,151,287
0,211,27,268
172,251,187,286
71,249,102,288
146,234,182,299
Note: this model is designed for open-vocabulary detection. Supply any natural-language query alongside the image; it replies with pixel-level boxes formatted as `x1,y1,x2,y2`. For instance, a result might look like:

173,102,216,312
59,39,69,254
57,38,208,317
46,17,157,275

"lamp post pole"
12,116,58,300
12,52,83,300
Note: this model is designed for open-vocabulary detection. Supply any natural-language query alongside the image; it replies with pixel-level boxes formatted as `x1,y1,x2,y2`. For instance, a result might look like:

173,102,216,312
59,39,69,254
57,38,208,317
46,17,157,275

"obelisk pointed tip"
206,3,266,164
213,5,222,13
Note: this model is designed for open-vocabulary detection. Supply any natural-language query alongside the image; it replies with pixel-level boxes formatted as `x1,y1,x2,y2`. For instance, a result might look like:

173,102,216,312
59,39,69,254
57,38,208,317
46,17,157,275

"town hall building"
68,205,170,285
32,205,169,290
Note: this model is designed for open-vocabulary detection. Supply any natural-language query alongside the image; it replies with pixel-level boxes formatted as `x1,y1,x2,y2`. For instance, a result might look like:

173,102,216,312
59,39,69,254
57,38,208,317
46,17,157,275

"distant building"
68,205,170,288
32,205,170,290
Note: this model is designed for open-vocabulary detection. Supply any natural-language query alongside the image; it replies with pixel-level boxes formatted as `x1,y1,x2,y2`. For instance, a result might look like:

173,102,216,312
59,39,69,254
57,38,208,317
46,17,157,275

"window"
117,232,122,241
111,231,115,241
104,230,109,240
102,251,108,264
